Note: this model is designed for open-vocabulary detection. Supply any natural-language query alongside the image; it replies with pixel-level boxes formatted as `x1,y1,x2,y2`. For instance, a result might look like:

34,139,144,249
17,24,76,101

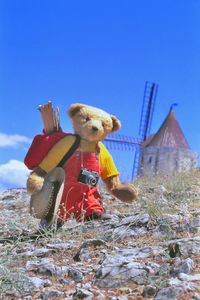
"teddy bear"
27,103,138,226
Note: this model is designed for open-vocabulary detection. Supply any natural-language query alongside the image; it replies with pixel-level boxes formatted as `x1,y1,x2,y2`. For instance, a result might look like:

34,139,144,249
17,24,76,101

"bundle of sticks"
38,101,60,135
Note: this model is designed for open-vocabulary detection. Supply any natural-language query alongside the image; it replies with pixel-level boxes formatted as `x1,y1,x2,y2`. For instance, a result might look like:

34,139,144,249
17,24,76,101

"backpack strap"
57,134,81,168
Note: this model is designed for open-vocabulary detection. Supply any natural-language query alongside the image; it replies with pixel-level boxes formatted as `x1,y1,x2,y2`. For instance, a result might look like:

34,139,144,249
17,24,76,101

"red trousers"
59,150,105,222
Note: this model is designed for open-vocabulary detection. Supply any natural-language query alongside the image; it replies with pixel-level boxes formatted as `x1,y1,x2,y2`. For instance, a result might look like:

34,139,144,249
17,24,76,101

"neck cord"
80,142,100,174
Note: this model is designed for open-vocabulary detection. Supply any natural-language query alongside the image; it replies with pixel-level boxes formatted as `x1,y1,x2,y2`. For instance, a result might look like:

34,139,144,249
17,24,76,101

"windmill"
104,81,158,180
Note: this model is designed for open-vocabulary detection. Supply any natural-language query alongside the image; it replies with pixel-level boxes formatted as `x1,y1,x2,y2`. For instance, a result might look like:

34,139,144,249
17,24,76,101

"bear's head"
68,104,121,142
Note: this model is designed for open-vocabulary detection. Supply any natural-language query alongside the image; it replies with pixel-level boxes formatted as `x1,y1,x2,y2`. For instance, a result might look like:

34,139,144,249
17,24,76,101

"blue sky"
0,0,199,189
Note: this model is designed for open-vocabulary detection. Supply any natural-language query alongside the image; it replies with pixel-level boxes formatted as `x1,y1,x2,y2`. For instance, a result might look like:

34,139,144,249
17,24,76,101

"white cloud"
0,133,31,148
0,160,30,190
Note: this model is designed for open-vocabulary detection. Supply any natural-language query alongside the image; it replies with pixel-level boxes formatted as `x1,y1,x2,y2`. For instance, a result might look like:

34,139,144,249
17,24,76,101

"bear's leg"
84,212,115,221
74,188,105,222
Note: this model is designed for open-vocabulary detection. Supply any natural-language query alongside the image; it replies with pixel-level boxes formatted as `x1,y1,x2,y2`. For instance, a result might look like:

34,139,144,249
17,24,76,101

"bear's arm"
99,142,138,202
99,142,120,180
39,135,77,173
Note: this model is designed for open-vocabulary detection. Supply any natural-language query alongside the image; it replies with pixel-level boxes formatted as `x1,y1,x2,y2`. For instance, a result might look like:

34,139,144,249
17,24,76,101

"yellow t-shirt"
39,135,119,180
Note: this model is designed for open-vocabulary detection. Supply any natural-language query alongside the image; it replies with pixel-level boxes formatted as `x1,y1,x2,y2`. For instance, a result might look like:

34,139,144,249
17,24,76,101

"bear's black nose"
92,126,98,132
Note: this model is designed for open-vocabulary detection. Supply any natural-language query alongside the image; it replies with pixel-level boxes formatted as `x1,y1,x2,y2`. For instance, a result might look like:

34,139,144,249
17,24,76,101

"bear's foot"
85,212,117,222
111,184,138,203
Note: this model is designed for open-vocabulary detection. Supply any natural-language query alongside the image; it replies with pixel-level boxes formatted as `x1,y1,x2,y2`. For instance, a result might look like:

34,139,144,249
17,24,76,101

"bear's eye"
85,117,91,122
102,123,105,128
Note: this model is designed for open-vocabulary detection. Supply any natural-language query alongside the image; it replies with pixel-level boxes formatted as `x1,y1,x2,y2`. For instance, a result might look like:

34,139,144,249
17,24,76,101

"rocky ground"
0,171,200,299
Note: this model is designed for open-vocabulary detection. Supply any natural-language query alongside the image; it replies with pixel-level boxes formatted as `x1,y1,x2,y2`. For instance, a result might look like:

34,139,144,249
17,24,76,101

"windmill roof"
140,134,155,148
142,108,190,149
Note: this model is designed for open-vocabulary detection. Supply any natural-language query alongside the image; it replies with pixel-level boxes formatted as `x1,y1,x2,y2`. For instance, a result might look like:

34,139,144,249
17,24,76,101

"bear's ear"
111,115,121,132
68,103,85,118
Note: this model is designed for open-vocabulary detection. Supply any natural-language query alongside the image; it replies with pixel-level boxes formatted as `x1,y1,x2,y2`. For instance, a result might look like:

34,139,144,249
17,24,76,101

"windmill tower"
138,106,198,176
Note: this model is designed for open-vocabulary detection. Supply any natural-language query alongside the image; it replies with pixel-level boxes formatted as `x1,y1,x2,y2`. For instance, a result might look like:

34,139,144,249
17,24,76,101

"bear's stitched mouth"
87,129,104,141
89,127,100,135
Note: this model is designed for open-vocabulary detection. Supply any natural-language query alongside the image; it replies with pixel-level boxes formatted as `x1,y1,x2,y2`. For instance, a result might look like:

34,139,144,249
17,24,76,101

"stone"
142,285,157,297
168,278,197,291
156,213,192,235
46,242,72,249
155,286,185,300
38,262,68,277
28,276,51,291
95,292,106,299
117,214,149,227
73,238,107,261
26,258,68,277
73,247,92,262
0,272,50,294
191,216,200,227
157,224,172,235
104,226,147,241
43,289,64,299
26,258,53,269
171,258,194,276
19,248,54,257
157,214,183,225
2,195,15,201
79,238,107,249
157,264,170,277
167,238,200,257
146,261,161,274
117,246,165,259
178,273,200,281
59,278,70,285
17,297,32,300
73,289,93,299
95,252,148,288
101,213,119,223
68,268,84,282
82,282,91,289
189,216,200,233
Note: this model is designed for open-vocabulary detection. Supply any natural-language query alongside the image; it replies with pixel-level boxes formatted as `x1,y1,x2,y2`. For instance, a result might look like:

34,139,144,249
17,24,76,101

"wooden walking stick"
38,101,60,135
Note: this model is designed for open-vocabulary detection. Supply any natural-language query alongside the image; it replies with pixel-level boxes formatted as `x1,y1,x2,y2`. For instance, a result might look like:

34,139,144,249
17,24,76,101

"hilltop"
0,171,200,299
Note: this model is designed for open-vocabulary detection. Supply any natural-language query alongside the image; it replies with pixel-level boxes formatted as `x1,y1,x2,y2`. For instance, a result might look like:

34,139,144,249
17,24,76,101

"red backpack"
24,130,80,170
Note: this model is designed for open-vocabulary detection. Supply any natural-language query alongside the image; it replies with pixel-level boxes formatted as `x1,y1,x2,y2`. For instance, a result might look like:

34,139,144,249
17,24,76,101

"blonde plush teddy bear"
27,104,138,226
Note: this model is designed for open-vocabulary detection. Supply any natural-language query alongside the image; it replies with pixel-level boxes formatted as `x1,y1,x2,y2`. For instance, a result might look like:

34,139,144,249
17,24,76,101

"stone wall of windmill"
138,108,198,176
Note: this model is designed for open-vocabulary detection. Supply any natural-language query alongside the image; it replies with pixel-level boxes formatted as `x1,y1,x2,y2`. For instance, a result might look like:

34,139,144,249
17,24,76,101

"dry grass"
133,169,200,219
